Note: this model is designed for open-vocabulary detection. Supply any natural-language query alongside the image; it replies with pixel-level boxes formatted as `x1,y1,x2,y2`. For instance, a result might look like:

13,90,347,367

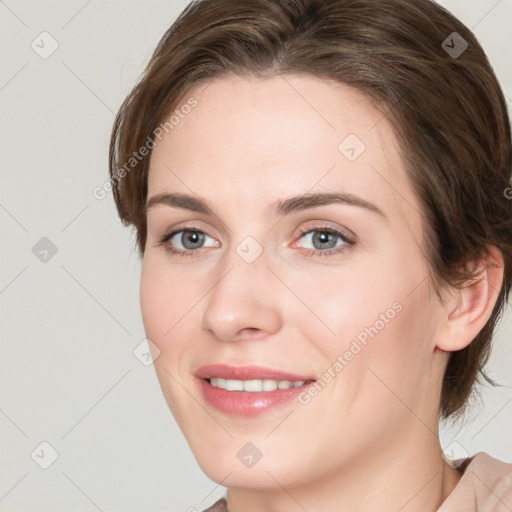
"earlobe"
436,245,504,352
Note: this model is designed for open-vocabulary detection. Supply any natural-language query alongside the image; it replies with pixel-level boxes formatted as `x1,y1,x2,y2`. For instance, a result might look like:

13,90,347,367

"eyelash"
156,225,356,259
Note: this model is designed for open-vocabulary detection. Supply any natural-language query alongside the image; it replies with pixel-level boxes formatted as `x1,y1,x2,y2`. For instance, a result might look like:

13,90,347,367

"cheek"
340,280,438,419
140,255,201,342
139,257,202,412
303,249,435,388
287,258,402,353
139,262,168,341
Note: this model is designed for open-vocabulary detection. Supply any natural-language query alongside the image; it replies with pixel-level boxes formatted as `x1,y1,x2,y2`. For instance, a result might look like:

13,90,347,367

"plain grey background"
1,1,511,511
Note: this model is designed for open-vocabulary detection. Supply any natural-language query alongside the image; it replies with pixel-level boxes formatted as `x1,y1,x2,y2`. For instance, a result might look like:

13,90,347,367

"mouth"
195,364,317,417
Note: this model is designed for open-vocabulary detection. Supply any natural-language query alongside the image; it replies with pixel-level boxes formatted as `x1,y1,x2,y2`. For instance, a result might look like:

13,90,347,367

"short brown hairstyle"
109,0,512,420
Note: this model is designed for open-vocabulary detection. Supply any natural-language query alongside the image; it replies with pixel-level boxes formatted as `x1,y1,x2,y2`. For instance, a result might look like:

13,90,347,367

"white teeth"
262,379,278,391
243,380,263,392
209,378,306,392
225,379,243,391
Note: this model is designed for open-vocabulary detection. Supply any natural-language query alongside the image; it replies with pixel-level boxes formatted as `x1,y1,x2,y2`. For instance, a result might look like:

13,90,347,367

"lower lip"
199,379,314,417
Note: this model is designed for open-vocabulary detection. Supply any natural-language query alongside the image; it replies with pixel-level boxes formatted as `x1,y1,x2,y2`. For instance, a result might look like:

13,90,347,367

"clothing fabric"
202,497,228,512
439,452,512,511
201,452,512,512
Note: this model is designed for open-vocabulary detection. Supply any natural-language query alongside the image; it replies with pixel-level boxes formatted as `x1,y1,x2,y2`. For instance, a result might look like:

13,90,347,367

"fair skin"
140,74,503,512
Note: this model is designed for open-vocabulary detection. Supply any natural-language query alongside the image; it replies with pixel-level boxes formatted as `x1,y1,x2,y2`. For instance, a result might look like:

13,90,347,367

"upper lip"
195,364,315,382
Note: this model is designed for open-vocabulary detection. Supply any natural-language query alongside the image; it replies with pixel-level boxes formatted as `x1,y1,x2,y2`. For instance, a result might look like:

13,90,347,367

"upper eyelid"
165,223,349,237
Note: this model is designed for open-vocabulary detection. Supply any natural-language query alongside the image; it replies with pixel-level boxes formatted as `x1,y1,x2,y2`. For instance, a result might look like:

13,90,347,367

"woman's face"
140,74,449,488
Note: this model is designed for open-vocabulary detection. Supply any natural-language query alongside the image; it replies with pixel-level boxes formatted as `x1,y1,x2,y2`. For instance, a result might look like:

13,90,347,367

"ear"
436,245,504,352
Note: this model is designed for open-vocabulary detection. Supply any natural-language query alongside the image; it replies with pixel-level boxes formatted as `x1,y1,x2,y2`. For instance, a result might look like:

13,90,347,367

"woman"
109,0,512,510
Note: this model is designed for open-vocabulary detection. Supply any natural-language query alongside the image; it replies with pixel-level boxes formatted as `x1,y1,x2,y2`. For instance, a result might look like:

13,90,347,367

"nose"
200,248,282,343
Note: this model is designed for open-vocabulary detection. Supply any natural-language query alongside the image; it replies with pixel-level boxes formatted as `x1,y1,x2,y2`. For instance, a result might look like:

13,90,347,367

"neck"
226,423,463,512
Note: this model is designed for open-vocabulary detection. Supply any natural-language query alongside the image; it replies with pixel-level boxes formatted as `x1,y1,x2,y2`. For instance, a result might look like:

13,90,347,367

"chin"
183,429,317,490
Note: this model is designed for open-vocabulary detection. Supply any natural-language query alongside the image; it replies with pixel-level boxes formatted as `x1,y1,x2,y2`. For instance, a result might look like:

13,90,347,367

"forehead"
147,74,422,229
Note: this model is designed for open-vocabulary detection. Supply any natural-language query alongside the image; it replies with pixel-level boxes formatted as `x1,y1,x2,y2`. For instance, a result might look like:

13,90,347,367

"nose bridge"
200,236,281,341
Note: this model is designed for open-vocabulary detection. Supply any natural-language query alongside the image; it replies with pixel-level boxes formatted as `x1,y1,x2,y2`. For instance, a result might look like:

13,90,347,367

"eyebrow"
145,191,386,219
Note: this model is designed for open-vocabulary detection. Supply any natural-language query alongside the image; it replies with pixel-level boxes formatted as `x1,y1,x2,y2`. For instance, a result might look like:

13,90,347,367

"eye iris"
312,231,337,250
182,230,204,249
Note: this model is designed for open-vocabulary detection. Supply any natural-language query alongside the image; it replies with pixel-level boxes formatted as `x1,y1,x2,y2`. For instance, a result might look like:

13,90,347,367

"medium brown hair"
109,0,512,420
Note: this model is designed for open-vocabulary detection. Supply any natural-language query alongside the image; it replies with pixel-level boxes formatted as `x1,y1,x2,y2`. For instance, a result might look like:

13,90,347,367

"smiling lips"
195,364,316,417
